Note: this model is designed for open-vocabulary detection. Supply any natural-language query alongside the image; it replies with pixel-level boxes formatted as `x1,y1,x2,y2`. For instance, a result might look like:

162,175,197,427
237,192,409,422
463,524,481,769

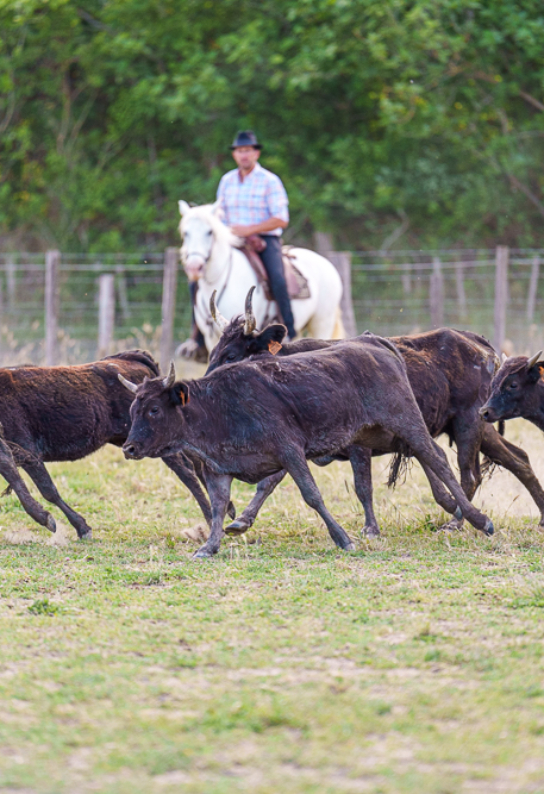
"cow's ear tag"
268,340,282,355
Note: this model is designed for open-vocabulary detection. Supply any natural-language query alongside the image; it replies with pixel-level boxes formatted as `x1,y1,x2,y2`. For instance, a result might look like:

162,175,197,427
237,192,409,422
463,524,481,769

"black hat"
230,130,262,150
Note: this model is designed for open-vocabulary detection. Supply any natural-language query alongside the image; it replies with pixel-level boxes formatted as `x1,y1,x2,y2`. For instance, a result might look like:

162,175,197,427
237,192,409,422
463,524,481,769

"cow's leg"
348,446,380,537
225,470,287,535
161,454,213,526
0,442,56,532
285,455,355,550
21,461,92,539
452,412,484,501
193,473,233,559
384,414,493,534
480,424,544,525
419,464,462,518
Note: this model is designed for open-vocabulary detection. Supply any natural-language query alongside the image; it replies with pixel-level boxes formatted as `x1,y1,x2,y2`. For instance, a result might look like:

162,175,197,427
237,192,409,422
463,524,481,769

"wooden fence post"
115,264,131,320
45,249,60,365
6,256,16,306
455,262,467,319
527,255,540,322
160,247,179,372
313,231,334,258
97,274,115,357
401,268,412,295
328,251,357,337
494,245,509,353
430,256,444,328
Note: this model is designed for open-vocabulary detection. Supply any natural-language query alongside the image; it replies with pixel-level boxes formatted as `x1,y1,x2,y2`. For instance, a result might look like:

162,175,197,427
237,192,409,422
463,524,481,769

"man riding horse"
179,130,296,360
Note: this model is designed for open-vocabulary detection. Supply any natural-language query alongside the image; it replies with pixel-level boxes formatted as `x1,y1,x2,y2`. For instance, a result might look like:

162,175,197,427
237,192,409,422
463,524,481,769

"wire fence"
350,248,544,353
1,248,543,365
0,252,193,364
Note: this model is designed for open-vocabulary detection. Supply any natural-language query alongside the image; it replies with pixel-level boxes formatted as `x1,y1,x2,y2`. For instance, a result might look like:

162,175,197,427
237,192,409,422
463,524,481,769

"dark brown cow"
480,351,544,429
121,338,493,558
205,292,544,535
0,351,213,536
0,429,55,530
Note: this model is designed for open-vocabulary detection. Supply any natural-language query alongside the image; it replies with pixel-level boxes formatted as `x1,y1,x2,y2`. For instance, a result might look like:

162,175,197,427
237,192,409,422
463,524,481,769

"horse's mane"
179,204,241,249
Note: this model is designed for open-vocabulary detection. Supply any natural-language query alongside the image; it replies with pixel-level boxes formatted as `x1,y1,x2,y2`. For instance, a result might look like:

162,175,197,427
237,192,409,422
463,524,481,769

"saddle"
242,235,310,302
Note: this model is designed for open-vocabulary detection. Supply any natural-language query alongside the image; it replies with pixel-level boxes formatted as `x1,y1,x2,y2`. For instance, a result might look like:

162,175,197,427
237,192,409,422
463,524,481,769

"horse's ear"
210,201,221,216
178,200,190,216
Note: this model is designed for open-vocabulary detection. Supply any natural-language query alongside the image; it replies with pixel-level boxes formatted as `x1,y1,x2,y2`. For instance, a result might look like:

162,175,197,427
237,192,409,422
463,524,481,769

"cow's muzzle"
479,405,497,422
122,441,144,460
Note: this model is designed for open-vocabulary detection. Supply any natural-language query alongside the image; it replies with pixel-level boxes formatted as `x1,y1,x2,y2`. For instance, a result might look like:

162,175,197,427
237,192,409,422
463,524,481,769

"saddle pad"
241,246,310,301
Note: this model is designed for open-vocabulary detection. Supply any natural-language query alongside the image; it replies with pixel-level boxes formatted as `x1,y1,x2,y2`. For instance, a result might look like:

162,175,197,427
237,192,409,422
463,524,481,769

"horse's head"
178,200,238,282
178,200,219,281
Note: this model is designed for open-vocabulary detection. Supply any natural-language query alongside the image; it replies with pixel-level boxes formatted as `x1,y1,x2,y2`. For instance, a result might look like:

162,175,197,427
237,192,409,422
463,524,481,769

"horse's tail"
331,306,346,340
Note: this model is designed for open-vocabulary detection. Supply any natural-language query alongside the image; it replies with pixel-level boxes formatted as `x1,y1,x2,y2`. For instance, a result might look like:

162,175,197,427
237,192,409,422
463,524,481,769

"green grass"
0,422,544,793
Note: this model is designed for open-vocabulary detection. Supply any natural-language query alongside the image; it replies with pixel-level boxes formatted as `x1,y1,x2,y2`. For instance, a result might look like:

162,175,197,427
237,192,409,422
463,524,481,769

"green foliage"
2,0,544,250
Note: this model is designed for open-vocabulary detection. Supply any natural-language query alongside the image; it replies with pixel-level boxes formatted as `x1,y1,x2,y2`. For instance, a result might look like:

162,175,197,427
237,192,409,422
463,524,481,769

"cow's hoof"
483,519,494,536
439,518,463,532
224,519,251,536
78,529,93,540
46,515,57,533
193,546,215,559
454,506,463,521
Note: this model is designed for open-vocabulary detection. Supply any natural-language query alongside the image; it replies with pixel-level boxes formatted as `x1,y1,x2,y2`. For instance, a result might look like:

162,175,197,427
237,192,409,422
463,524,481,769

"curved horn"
162,361,176,389
118,373,139,394
527,350,543,369
243,286,257,336
210,290,228,331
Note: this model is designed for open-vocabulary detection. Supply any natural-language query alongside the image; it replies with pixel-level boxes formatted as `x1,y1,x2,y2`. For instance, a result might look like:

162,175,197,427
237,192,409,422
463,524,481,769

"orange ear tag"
268,341,282,356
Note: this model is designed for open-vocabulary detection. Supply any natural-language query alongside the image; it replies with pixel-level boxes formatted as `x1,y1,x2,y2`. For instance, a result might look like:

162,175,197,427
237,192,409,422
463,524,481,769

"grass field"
0,419,543,793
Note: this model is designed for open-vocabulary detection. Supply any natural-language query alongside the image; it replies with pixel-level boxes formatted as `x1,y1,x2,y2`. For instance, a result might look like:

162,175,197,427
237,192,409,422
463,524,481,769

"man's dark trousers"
259,235,296,339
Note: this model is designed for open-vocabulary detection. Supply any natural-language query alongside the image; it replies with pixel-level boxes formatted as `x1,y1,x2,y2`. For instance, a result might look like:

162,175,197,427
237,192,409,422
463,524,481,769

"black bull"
0,351,215,536
122,338,494,558
207,310,544,535
480,351,544,430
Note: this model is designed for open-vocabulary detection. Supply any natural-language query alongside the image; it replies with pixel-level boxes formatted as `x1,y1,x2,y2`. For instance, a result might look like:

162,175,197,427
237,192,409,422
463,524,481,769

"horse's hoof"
46,515,57,533
362,525,380,538
483,519,494,536
344,541,357,552
454,506,463,521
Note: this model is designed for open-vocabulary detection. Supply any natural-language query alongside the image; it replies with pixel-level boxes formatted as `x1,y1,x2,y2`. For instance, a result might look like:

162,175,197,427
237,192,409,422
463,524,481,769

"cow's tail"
331,306,345,340
481,419,505,479
388,444,413,488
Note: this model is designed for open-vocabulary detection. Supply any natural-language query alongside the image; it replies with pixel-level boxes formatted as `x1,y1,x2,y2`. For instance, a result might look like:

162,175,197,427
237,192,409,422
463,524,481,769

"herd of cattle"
1,287,543,558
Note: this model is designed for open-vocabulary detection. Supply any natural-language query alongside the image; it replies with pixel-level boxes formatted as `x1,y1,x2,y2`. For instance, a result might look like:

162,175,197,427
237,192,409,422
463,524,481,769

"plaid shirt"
216,163,289,236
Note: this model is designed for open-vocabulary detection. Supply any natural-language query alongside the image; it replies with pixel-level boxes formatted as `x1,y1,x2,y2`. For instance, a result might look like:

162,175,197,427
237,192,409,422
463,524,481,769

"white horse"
177,201,344,355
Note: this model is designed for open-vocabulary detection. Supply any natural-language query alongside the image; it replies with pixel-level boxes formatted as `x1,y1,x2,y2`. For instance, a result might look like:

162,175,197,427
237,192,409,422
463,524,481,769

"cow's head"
480,351,544,424
120,363,190,459
206,287,287,374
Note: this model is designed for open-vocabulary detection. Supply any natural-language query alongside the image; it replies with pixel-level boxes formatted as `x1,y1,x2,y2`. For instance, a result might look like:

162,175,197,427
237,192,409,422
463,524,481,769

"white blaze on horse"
177,201,345,356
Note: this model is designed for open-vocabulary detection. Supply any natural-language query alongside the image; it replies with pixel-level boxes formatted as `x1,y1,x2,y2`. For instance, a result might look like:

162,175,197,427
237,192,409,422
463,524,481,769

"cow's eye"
149,406,160,417
508,381,518,390
226,353,236,362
